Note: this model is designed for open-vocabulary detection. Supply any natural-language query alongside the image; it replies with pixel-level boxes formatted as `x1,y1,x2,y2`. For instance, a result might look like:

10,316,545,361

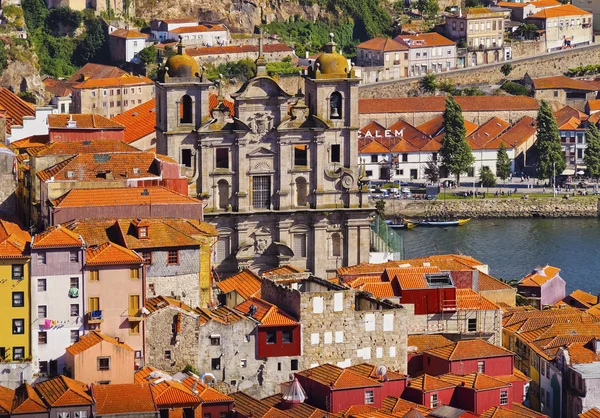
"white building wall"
166,29,229,46
31,273,84,375
126,38,147,63
6,107,52,143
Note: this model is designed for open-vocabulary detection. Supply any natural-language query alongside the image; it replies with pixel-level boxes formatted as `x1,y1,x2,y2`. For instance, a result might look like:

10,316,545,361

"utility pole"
553,161,556,197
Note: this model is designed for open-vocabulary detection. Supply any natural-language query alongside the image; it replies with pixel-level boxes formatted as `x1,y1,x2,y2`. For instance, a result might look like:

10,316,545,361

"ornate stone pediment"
247,147,277,158
231,77,292,100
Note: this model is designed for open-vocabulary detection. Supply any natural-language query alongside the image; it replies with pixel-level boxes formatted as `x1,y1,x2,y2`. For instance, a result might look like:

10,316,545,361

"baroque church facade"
155,38,371,279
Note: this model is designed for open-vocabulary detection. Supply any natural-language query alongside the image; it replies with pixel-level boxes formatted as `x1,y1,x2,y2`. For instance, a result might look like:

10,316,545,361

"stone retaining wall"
387,198,600,218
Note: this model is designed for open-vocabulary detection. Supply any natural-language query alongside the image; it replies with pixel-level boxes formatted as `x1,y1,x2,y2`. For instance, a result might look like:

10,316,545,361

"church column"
277,217,294,266
236,136,250,212
314,134,326,208
312,215,329,278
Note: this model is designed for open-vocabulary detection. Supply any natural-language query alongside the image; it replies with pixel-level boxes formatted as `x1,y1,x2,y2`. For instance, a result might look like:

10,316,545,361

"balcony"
87,310,103,324
393,60,401,65
128,310,143,322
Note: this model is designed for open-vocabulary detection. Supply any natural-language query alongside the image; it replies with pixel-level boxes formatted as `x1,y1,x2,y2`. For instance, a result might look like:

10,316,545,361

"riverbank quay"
386,197,600,218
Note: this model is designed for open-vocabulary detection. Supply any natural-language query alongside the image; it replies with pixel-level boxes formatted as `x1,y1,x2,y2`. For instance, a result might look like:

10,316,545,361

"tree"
584,122,600,181
419,72,437,94
46,7,82,36
440,96,475,185
465,0,481,6
479,166,496,194
375,199,386,219
0,45,7,76
139,45,157,65
73,16,109,66
21,0,48,31
423,156,440,184
500,63,513,77
496,142,511,186
535,100,566,181
416,0,439,19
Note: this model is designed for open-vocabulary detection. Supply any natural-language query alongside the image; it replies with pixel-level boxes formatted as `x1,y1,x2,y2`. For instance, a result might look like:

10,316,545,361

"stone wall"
389,197,600,218
145,307,199,373
359,43,600,99
146,248,201,308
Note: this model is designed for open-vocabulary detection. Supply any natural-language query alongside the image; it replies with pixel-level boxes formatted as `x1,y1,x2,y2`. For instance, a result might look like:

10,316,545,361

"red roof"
425,339,514,361
110,29,149,39
528,3,591,18
0,218,31,258
186,43,291,56
359,96,539,114
234,297,298,327
0,87,35,134
48,114,124,130
296,363,381,389
395,32,455,48
51,186,199,208
112,99,156,143
33,376,92,407
32,225,83,249
85,241,143,266
92,383,157,414
72,75,153,89
12,384,47,414
170,23,227,34
66,331,134,355
216,269,262,299
356,37,408,51
67,63,128,83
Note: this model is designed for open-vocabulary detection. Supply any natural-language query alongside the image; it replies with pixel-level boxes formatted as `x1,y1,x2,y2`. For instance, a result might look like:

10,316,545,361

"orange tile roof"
478,272,514,291
0,218,31,258
481,404,546,418
359,96,539,115
528,0,562,6
150,379,201,408
528,3,591,18
170,23,227,33
356,37,408,51
92,383,157,414
43,77,73,97
32,225,83,249
425,339,513,361
112,98,156,143
230,392,277,418
580,408,600,418
564,341,600,365
72,75,153,90
0,87,35,134
360,139,391,154
380,396,432,416
490,116,537,150
12,383,47,414
216,268,262,299
407,334,453,353
29,140,138,157
66,331,134,356
347,363,406,381
145,295,195,314
496,2,528,7
438,373,510,390
395,33,455,48
178,375,234,404
588,99,600,112
186,43,292,56
86,242,142,266
360,282,397,297
33,376,92,407
262,265,304,276
10,134,49,151
565,290,598,308
0,386,14,415
519,265,561,287
467,117,511,150
235,297,298,326
110,28,149,39
406,374,455,392
67,63,129,83
48,114,125,129
532,75,597,91
196,305,246,325
37,152,159,182
296,363,381,389
51,186,200,208
417,115,479,142
456,288,500,310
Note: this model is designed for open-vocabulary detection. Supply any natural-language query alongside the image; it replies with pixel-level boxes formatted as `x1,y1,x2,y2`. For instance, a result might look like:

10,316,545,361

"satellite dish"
375,365,387,379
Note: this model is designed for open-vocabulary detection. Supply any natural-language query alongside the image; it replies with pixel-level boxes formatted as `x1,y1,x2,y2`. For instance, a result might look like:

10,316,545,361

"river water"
399,218,600,294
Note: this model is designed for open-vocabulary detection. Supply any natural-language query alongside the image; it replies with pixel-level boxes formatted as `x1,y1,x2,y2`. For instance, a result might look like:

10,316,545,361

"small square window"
38,279,47,291
13,347,24,359
89,270,99,281
71,330,79,343
167,250,179,265
142,252,152,265
38,331,47,344
13,319,24,334
500,390,508,405
164,350,172,360
282,330,293,343
240,359,247,368
70,277,79,289
478,361,485,373
70,304,79,317
211,336,221,346
37,253,46,264
244,335,250,343
365,390,375,404
12,265,23,280
70,251,79,263
212,358,221,370
468,318,477,332
266,331,276,344
38,305,47,319
431,393,439,408
98,357,110,371
39,361,48,374
130,268,139,280
291,359,299,370
12,292,24,307
277,362,282,371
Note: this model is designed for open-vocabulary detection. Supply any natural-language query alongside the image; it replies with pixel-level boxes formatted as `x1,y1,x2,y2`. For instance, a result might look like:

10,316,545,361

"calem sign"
358,128,405,139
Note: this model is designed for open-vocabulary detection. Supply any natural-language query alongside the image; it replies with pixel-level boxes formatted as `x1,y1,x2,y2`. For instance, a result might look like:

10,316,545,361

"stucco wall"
68,340,134,384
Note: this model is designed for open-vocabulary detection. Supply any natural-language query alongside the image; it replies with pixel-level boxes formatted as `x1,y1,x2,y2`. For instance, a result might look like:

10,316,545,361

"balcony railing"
88,310,103,324
128,309,143,322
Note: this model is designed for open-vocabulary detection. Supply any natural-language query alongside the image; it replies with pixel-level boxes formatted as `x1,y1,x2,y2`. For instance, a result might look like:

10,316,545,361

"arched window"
217,179,229,209
330,92,342,120
180,95,193,124
332,233,342,257
290,225,308,259
296,177,308,207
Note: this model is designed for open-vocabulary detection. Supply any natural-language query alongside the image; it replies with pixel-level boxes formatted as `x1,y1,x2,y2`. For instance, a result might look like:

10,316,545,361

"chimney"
594,338,600,355
67,115,77,128
0,113,5,144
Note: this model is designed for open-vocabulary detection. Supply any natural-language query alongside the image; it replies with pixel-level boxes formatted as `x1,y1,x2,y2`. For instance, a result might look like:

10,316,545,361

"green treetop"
496,142,511,184
479,166,496,193
440,96,475,184
584,122,600,181
535,100,565,180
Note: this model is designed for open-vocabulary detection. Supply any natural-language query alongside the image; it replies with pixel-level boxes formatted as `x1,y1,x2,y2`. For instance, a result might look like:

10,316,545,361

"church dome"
315,50,349,76
165,37,199,78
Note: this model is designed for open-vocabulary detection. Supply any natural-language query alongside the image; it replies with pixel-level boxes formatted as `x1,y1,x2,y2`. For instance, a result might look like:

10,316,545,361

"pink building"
84,242,144,363
517,265,566,309
65,331,135,384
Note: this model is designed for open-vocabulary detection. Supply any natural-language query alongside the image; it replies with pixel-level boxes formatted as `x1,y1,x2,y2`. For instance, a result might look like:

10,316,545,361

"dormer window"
138,227,148,239
132,168,141,174
66,171,75,178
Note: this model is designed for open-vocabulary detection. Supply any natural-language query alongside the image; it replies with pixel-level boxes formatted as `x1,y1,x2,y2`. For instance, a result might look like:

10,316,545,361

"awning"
562,169,575,175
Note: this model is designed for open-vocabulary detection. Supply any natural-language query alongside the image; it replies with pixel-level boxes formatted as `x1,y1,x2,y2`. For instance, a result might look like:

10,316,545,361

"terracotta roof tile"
438,373,510,390
519,265,561,287
347,363,406,381
0,218,31,258
356,37,408,51
48,114,125,129
29,140,137,157
478,272,513,291
72,75,153,90
216,269,262,299
467,117,511,150
92,383,157,414
359,96,538,115
528,0,562,6
395,33,455,48
170,23,226,33
10,134,49,151
407,334,453,353
43,78,73,97
564,341,600,364
480,403,547,418
489,116,537,150
588,99,600,112
86,242,142,266
32,225,83,249
12,384,47,414
150,379,201,408
528,3,591,18
51,186,200,208
67,63,128,83
580,408,600,418
66,331,134,356
33,376,92,407
186,43,291,56
531,75,597,91
229,392,274,417
110,29,149,39
112,99,156,143
564,290,598,308
235,297,298,326
360,282,397,297
406,374,455,392
0,386,15,415
195,305,246,325
262,265,304,276
177,375,234,404
456,288,500,310
0,87,35,135
296,363,381,389
425,339,513,361
495,368,531,384
145,295,195,314
379,396,431,416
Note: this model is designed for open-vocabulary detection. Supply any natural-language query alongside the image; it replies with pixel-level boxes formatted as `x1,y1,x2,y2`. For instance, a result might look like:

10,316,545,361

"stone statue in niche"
254,237,269,255
248,113,274,135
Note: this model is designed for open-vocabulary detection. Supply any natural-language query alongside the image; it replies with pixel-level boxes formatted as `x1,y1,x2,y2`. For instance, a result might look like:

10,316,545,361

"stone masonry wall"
359,43,600,99
389,198,600,218
147,273,200,309
145,308,200,373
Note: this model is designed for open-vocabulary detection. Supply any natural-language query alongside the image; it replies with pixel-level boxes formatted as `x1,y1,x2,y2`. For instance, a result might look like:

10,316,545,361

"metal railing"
370,216,404,258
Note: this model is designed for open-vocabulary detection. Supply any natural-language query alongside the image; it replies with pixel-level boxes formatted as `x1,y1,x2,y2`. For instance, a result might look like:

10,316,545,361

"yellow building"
0,219,31,361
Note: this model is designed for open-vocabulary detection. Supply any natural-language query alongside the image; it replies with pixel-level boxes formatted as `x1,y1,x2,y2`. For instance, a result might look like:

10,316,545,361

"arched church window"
332,233,342,257
218,179,229,209
330,92,342,120
180,95,193,124
296,177,308,207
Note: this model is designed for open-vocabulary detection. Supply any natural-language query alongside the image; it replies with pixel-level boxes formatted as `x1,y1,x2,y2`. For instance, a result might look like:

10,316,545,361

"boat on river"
385,218,418,229
408,218,471,227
